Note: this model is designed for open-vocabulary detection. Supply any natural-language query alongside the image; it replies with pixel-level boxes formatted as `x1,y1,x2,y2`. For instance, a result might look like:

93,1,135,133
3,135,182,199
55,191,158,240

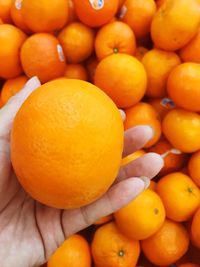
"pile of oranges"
1,0,200,266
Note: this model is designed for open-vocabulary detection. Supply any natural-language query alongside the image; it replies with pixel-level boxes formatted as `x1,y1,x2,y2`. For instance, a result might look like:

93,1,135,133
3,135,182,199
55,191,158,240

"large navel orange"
11,79,124,209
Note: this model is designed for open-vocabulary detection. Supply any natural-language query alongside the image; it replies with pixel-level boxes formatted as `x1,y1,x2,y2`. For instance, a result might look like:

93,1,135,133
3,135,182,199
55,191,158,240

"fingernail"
25,76,41,90
133,125,155,140
139,176,150,189
119,109,126,121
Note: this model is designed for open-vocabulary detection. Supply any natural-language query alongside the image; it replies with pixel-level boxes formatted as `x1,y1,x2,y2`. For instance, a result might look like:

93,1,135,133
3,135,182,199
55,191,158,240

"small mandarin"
157,172,200,222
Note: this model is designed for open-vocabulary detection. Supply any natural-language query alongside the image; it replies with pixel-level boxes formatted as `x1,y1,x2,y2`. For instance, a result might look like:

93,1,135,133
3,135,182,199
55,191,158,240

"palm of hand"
0,77,163,267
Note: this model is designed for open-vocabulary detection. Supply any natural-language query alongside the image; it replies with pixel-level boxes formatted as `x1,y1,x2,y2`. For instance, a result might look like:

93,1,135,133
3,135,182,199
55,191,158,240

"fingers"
117,152,164,182
119,109,126,121
123,125,154,157
0,77,41,140
61,177,148,237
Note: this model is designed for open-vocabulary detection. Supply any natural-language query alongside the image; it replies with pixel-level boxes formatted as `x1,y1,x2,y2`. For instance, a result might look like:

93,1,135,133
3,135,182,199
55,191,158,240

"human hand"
0,77,163,267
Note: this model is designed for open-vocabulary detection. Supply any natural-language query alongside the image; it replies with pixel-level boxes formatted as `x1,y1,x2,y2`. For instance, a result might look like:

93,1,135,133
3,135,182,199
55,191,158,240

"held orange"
11,79,124,209
94,53,147,109
114,189,166,240
151,0,200,51
162,109,200,153
48,235,91,267
21,0,69,33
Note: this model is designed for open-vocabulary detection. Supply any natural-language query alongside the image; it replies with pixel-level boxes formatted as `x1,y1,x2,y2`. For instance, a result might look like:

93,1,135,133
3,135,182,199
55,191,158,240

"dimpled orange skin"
94,53,147,109
141,219,190,266
157,172,200,222
11,79,124,209
73,0,119,28
124,102,161,148
162,108,200,153
20,33,66,83
1,75,28,104
0,24,27,79
95,21,136,60
48,234,91,267
151,0,200,51
21,0,69,33
114,189,166,240
142,48,181,98
167,63,200,112
188,151,200,187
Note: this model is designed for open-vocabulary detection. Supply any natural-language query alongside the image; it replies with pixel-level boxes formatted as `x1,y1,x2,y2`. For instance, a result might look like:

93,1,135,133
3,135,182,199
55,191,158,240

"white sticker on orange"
89,0,104,10
57,44,65,62
118,5,127,19
15,0,22,10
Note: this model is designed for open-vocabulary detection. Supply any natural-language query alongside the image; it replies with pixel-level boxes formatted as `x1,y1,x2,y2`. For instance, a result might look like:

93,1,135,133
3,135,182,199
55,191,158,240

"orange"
191,207,200,249
0,18,3,24
157,172,200,222
142,48,181,98
1,75,28,104
21,0,69,33
147,97,175,120
94,54,147,109
0,0,12,23
68,0,78,23
73,0,119,28
188,151,200,187
121,150,146,167
95,21,136,60
124,102,162,148
180,28,200,63
20,33,66,83
135,46,148,61
0,24,26,79
167,63,200,112
162,108,200,153
151,0,200,51
85,56,99,83
64,64,88,81
148,139,186,176
48,234,91,267
11,79,124,209
91,222,140,267
141,219,189,266
114,189,166,240
119,0,156,38
94,214,113,225
58,22,95,64
10,0,30,33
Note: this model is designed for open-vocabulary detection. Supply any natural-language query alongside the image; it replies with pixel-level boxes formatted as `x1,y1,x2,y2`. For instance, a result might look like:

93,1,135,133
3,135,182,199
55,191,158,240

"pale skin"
0,77,164,267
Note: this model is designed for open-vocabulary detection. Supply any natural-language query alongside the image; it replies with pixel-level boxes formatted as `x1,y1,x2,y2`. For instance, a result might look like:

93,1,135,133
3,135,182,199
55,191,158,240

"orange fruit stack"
1,0,200,266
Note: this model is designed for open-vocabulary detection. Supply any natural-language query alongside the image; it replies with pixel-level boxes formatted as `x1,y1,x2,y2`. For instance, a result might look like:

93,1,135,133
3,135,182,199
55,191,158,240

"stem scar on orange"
11,79,124,209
